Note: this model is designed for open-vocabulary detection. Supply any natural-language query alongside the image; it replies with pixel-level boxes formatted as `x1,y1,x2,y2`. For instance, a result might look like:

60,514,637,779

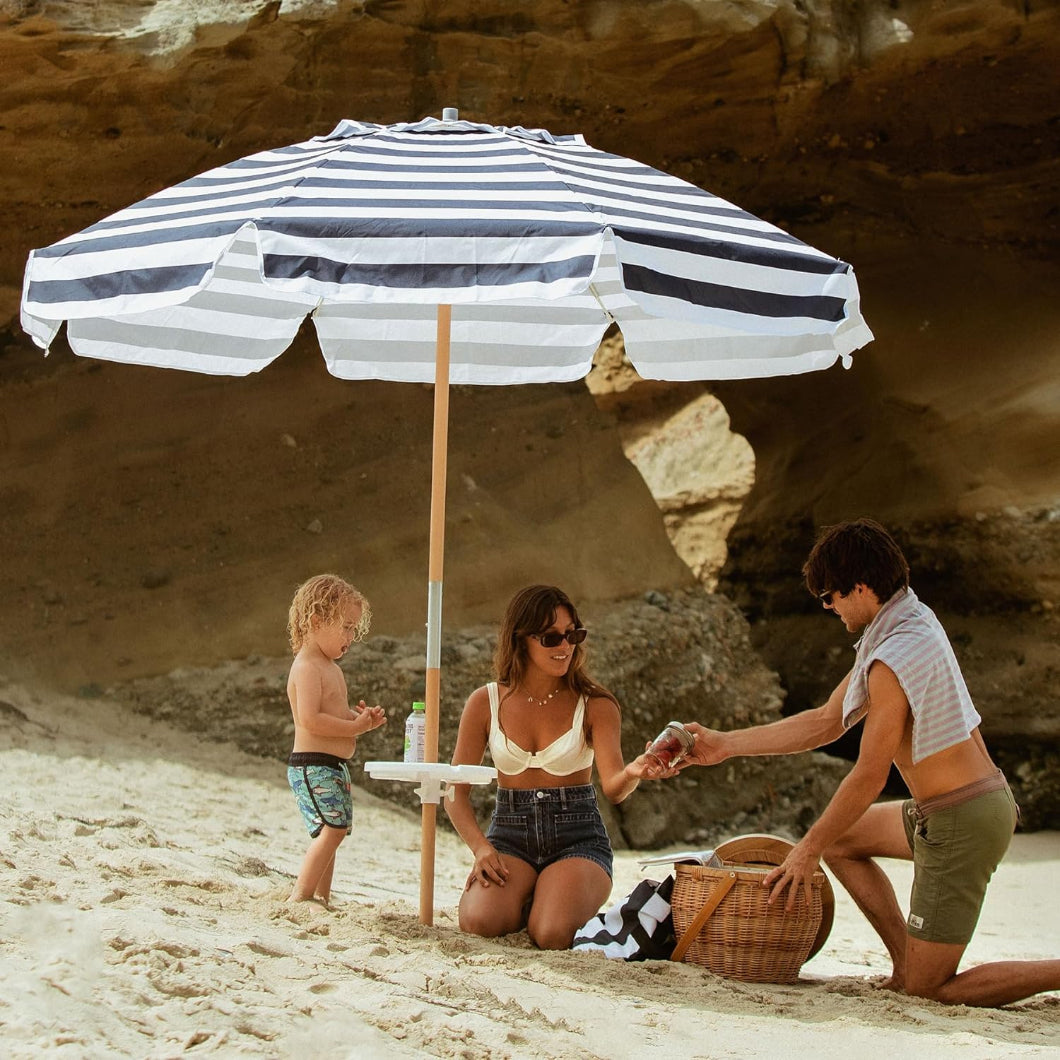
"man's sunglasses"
531,628,588,648
817,589,841,606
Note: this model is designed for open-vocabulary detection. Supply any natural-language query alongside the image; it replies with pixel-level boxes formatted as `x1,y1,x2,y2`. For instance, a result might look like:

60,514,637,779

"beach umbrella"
21,108,873,923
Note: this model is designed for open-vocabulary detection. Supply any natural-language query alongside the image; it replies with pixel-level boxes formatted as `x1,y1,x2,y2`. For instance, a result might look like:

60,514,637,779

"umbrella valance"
22,116,871,384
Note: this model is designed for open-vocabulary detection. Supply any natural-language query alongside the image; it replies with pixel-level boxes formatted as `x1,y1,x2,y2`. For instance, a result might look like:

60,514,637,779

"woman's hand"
624,748,656,780
627,742,681,780
467,843,511,890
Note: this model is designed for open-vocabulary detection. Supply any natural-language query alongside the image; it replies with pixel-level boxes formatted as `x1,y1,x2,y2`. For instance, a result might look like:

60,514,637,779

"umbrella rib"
587,280,617,324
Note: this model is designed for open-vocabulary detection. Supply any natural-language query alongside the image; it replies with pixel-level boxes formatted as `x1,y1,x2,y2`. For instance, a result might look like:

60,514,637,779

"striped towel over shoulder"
842,588,981,763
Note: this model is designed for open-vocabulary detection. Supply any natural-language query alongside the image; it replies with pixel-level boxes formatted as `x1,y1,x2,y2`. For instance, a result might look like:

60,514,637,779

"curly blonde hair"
287,574,371,653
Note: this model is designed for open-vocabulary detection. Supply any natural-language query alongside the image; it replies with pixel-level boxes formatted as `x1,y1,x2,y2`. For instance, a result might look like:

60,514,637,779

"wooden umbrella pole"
420,303,452,925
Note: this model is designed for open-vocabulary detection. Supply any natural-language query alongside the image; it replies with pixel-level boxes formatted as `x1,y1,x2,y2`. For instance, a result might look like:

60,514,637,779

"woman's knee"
458,906,506,938
458,892,526,939
526,895,591,949
527,917,576,951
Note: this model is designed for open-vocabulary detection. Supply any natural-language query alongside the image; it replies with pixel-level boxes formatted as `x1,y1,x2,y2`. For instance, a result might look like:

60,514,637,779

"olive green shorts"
901,779,1018,945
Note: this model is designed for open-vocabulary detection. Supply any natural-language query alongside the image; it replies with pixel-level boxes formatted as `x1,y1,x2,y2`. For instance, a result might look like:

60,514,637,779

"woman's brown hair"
493,584,618,713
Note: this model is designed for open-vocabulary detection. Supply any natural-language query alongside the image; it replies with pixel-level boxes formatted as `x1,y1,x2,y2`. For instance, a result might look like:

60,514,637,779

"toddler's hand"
350,703,386,735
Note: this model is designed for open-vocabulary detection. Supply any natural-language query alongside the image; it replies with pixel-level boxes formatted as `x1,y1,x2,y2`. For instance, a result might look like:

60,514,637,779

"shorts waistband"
911,769,1008,820
494,783,597,810
288,751,349,769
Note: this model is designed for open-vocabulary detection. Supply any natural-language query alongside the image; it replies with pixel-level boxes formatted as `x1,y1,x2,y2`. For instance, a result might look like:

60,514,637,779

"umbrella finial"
442,107,459,122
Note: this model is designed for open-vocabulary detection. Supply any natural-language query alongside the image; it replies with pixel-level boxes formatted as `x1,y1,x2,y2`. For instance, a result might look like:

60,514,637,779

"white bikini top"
486,681,594,776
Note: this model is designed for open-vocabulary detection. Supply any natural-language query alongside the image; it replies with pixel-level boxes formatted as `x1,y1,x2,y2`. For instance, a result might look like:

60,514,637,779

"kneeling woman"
446,584,655,949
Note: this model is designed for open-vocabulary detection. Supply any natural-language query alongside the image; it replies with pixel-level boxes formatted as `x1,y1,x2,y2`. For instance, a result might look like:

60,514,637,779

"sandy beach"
1,680,1057,1059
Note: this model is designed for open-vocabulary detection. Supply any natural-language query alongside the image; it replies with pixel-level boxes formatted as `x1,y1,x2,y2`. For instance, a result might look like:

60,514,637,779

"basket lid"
715,834,795,866
715,833,835,960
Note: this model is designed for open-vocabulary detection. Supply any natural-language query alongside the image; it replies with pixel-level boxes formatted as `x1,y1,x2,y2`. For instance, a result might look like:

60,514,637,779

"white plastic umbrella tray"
364,761,497,804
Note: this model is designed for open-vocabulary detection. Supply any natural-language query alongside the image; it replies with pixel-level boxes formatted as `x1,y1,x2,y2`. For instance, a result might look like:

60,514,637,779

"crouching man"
679,518,1059,1006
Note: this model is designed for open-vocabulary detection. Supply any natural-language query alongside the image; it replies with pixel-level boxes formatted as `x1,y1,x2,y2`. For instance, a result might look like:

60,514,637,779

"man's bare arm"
764,661,908,908
681,670,852,767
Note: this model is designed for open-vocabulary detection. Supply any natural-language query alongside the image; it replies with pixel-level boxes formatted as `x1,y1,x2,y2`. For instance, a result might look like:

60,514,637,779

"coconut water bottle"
403,700,426,763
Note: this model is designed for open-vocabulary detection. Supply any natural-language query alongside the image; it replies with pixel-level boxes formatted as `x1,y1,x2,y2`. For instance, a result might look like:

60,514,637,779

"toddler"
285,574,386,905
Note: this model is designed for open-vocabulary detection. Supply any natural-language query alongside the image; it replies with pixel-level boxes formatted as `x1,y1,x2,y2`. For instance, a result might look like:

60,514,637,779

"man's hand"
679,722,730,768
762,840,821,912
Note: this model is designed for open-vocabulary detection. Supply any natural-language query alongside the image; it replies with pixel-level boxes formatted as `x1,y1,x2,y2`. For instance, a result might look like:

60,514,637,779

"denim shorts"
486,784,613,879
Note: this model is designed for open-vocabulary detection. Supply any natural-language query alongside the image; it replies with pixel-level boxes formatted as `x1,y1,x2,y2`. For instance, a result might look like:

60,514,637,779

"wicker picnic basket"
670,848,826,984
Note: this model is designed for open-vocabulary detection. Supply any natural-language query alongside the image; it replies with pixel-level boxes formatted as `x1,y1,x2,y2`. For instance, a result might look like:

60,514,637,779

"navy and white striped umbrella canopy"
20,112,875,924
22,114,873,382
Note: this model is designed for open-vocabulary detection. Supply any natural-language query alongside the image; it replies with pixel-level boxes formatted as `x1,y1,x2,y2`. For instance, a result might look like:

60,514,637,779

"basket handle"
670,870,738,963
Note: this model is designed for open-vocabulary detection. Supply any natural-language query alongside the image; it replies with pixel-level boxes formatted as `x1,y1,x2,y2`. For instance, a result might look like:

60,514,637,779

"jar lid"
664,721,695,750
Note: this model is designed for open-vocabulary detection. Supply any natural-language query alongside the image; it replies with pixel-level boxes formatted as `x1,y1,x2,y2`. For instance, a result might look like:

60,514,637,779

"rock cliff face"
1,1,1057,824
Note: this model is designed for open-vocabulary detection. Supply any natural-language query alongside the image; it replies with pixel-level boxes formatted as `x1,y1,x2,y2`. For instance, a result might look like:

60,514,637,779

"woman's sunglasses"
531,628,588,648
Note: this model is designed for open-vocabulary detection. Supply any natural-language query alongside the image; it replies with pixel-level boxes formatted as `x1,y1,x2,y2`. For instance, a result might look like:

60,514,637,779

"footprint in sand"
244,940,290,958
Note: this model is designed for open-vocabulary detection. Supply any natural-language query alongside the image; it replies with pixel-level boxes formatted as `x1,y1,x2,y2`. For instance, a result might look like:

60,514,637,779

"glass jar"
646,721,695,770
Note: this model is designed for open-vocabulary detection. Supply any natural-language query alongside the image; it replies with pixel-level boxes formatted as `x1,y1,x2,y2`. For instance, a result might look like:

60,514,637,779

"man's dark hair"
802,518,910,603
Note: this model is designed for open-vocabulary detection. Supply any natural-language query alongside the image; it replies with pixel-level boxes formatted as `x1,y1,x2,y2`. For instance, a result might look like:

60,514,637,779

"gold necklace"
524,685,561,706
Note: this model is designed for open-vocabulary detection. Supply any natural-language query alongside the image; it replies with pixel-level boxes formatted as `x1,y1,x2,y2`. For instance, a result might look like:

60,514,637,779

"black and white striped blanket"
571,876,676,961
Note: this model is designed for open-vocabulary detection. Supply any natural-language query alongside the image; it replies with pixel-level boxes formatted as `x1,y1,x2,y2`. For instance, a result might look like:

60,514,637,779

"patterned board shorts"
287,752,353,837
